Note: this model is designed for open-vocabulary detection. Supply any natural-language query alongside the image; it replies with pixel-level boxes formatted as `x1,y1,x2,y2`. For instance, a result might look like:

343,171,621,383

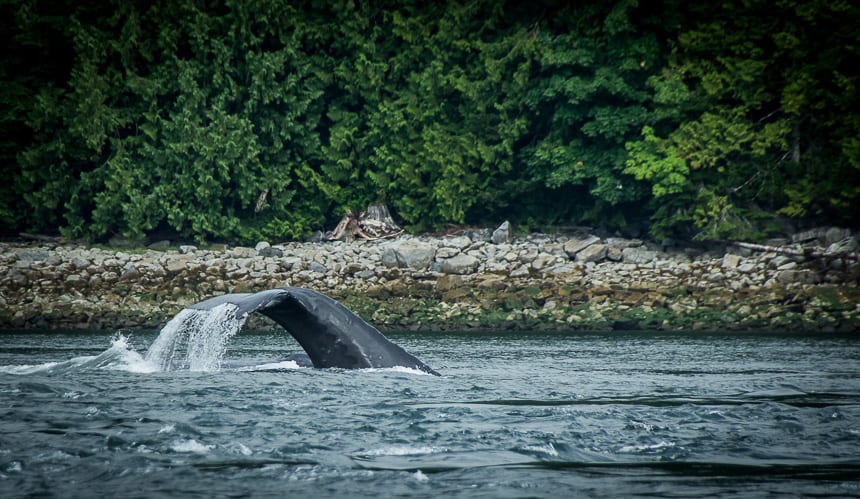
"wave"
0,334,157,375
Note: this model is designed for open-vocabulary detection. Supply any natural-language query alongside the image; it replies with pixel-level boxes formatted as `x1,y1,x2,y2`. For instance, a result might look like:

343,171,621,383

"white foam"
412,470,430,482
0,362,60,375
236,360,303,372
171,439,213,454
361,366,435,376
364,446,444,456
523,442,559,457
0,334,158,375
619,441,676,453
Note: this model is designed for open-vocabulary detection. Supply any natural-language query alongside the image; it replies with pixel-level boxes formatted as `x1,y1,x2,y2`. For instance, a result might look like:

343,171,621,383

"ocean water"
1,326,859,498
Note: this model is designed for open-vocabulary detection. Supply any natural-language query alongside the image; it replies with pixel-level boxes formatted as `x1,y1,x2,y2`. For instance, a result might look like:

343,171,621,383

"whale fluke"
188,287,439,375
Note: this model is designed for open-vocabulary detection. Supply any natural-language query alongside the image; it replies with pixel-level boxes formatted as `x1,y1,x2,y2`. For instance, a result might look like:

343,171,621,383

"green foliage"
1,0,857,242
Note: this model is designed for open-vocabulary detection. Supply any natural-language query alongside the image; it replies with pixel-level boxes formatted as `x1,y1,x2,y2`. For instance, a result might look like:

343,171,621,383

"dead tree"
328,204,404,241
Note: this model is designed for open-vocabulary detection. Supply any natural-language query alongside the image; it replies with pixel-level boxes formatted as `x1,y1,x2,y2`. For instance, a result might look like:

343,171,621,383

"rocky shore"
1,225,858,332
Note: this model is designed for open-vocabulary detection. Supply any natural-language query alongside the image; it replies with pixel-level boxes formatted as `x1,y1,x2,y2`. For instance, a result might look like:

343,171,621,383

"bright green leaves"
625,126,688,198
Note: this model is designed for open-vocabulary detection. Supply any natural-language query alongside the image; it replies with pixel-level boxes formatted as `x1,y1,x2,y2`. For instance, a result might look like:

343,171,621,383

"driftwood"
730,241,858,260
328,204,404,241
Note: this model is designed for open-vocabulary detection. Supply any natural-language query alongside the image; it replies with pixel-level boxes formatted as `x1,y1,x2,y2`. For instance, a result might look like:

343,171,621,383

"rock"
777,261,798,271
65,274,85,286
492,221,512,244
436,247,460,259
722,253,742,269
510,264,530,277
563,236,600,257
825,227,852,245
436,275,464,291
576,244,607,263
441,236,472,250
165,260,187,274
826,237,858,255
775,269,819,285
309,262,328,273
179,245,197,254
605,237,642,249
381,241,436,270
531,253,556,270
255,241,271,252
231,247,256,258
605,246,623,262
258,246,284,258
622,247,657,264
440,254,479,274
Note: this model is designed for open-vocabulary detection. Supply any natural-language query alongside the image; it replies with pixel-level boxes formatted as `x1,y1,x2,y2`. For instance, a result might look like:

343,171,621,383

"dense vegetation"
1,0,857,244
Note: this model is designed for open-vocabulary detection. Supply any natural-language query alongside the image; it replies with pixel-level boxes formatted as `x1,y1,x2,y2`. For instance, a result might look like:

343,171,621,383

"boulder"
381,241,436,270
258,245,284,258
492,221,512,244
563,236,600,258
721,253,742,269
604,237,642,249
440,254,479,274
622,247,657,264
576,244,607,263
605,246,623,262
441,236,472,250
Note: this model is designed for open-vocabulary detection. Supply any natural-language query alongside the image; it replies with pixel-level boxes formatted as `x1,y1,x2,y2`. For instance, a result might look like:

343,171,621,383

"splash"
0,334,155,374
145,303,246,372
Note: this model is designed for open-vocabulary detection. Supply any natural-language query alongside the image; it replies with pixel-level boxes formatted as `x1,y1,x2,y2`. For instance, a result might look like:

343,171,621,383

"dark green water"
1,330,859,498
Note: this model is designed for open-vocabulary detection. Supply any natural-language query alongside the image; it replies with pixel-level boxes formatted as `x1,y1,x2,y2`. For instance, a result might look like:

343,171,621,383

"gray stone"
436,247,460,259
255,241,271,252
442,236,472,250
576,244,607,263
309,262,328,273
179,245,197,254
777,261,798,271
492,221,512,244
231,247,256,258
737,263,756,273
605,237,643,249
258,246,284,258
509,264,530,277
825,227,852,245
355,269,376,279
622,247,657,264
16,249,50,262
531,253,556,270
440,254,479,274
563,236,600,257
381,241,436,270
721,253,742,269
775,269,819,285
166,260,187,273
605,246,623,262
65,274,85,285
826,237,858,255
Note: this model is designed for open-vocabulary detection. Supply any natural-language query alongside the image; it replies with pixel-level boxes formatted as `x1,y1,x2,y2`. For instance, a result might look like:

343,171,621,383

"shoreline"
1,228,858,333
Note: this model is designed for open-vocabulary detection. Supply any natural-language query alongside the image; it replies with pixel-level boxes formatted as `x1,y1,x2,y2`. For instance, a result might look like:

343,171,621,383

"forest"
1,0,857,244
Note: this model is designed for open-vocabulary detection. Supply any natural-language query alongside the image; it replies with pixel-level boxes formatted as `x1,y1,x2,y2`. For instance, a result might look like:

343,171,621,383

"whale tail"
188,287,439,375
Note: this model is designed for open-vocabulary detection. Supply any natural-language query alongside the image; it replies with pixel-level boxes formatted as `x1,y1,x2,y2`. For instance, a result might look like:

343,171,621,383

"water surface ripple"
1,330,859,498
